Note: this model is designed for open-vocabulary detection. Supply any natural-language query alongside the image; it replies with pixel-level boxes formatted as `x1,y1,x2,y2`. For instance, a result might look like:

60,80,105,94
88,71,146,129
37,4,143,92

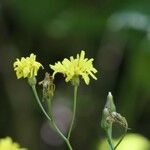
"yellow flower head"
50,50,97,85
13,53,43,79
0,137,27,150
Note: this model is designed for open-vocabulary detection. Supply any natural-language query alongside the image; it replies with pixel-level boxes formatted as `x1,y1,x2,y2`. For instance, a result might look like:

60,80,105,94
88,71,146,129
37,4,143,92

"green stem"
67,85,78,140
47,97,73,149
114,128,127,150
31,85,73,150
106,125,114,150
52,119,73,150
31,86,51,121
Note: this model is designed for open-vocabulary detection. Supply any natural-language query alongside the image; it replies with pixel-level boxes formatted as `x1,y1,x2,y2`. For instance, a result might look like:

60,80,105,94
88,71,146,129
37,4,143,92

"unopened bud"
106,92,116,112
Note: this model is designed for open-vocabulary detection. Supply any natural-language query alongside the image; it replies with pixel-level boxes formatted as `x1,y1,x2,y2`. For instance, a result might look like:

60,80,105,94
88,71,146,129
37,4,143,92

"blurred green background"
0,0,150,150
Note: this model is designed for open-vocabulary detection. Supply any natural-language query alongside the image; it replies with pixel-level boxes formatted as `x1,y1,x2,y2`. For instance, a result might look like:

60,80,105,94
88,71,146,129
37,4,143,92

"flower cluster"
50,50,97,85
13,53,43,79
13,51,97,85
0,137,27,150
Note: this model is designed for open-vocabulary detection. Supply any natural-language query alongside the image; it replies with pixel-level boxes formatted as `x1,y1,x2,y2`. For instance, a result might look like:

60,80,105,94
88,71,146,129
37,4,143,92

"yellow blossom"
50,50,97,85
0,137,27,150
13,53,43,79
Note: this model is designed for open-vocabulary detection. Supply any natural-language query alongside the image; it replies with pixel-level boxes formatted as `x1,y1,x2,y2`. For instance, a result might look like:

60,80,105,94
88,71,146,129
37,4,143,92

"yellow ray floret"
13,53,43,79
0,137,27,150
50,50,97,85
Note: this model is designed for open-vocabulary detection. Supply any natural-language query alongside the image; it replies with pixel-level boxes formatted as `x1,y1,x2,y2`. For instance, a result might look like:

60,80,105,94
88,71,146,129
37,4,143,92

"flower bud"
101,92,116,130
105,92,116,112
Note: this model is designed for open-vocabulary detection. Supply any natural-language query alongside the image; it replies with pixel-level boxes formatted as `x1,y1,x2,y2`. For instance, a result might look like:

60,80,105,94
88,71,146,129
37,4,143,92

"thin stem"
114,128,127,150
106,125,114,150
52,119,73,150
67,85,78,140
31,85,73,150
47,97,73,150
31,86,51,121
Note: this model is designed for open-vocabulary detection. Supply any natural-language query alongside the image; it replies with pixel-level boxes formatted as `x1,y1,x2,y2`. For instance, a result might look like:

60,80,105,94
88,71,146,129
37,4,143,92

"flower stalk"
31,85,52,121
67,84,78,140
106,125,114,150
31,84,73,150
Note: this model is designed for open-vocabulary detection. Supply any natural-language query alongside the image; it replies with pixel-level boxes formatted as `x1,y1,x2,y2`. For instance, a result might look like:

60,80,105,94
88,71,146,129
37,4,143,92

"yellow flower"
0,137,27,150
50,50,97,85
13,53,43,79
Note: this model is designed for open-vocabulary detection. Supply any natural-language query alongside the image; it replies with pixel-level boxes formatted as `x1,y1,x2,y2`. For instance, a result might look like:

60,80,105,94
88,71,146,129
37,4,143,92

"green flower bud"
106,92,116,113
